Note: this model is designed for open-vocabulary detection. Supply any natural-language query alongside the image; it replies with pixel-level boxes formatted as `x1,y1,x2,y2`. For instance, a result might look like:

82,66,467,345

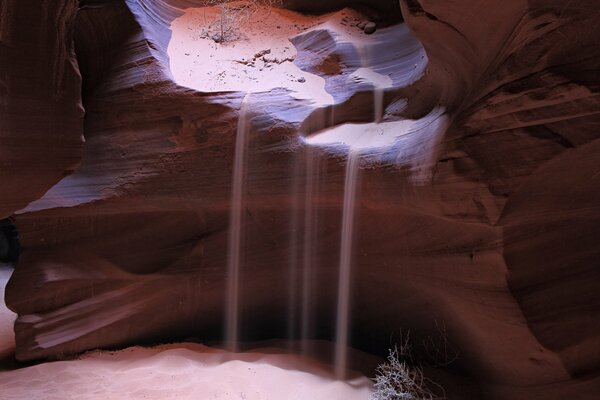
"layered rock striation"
0,0,84,217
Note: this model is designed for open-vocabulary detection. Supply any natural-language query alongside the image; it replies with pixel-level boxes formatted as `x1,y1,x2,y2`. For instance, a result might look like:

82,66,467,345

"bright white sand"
0,268,371,400
168,2,378,106
305,107,447,152
0,266,16,360
0,344,372,400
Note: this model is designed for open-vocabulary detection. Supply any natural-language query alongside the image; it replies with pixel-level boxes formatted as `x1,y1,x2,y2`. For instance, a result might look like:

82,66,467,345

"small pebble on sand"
364,22,377,34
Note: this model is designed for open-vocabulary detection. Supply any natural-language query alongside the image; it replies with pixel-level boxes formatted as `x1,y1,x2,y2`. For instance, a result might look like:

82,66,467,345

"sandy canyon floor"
0,269,372,399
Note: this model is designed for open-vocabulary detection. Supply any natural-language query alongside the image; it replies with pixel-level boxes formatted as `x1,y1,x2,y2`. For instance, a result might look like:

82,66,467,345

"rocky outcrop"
2,0,599,399
400,0,600,390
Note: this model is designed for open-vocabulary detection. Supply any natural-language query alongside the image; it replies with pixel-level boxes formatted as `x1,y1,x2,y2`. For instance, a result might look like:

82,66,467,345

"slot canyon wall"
1,0,599,399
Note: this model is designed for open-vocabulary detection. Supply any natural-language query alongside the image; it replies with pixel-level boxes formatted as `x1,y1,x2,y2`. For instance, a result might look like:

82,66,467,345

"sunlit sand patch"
349,67,393,89
305,107,447,152
304,107,448,183
168,3,377,106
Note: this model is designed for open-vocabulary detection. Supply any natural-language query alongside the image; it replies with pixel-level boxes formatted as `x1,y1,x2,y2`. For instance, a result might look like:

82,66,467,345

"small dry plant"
201,0,281,43
371,329,455,400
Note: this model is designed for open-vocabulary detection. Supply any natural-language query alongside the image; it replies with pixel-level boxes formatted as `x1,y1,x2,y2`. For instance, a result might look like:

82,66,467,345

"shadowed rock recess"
1,0,599,398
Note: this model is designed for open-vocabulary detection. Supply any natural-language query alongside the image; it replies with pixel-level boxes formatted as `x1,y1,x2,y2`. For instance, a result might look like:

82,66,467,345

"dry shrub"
370,333,449,400
202,0,281,43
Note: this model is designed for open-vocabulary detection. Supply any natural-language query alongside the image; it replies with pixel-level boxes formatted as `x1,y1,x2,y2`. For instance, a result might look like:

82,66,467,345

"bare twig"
202,0,282,44
371,329,453,400
421,321,459,367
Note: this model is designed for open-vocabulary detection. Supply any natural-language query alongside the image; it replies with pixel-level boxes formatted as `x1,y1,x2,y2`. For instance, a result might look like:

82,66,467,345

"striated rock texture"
0,0,84,217
1,0,599,399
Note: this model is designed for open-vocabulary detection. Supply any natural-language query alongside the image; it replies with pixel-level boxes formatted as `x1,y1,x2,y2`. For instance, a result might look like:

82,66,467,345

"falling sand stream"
333,149,361,380
225,37,392,378
225,94,251,353
301,147,319,356
334,86,385,379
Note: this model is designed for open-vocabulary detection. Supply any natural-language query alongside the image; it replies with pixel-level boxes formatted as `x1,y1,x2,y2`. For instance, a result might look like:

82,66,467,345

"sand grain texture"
0,344,371,400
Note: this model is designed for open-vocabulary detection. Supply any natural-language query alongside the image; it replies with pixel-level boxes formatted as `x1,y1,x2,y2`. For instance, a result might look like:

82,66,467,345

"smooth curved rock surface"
0,0,84,218
2,0,599,399
502,140,600,378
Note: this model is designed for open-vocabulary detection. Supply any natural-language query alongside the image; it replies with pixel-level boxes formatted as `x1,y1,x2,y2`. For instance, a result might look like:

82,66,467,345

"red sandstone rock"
1,0,599,399
0,0,84,218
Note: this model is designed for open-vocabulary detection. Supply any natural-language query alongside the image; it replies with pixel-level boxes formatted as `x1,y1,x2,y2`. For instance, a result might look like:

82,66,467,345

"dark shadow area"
0,219,19,265
283,0,403,23
75,1,139,105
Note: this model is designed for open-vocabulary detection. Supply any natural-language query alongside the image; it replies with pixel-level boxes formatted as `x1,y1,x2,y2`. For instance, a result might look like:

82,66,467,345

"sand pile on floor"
0,265,371,399
0,344,372,400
